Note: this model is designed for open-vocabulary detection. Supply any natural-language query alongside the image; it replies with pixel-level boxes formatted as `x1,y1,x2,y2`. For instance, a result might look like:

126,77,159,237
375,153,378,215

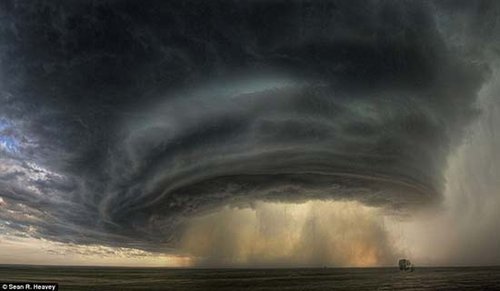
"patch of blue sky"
0,135,20,154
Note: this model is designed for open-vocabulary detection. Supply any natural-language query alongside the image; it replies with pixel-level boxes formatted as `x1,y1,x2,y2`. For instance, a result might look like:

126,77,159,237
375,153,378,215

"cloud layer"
0,0,494,258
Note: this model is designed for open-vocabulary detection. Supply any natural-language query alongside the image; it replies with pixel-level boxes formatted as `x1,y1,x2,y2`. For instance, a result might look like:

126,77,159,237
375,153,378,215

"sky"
0,0,500,267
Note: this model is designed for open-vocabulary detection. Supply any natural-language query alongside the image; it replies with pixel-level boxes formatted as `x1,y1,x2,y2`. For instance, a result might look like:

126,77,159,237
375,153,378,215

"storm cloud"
0,0,494,256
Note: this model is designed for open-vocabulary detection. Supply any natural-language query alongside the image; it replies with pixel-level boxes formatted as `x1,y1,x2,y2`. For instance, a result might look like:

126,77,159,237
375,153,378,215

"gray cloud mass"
0,0,495,254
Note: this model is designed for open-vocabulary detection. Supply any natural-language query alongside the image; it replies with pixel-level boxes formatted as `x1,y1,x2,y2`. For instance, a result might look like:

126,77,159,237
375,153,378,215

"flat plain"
1,265,500,290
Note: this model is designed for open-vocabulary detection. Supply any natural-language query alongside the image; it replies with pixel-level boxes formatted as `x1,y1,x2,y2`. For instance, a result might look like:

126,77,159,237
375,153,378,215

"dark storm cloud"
0,0,491,252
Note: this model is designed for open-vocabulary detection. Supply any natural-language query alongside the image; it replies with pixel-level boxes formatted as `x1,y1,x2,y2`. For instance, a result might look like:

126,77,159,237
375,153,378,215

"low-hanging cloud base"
0,0,499,266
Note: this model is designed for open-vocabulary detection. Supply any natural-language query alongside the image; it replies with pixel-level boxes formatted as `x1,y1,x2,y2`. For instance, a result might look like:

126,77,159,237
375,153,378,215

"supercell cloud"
0,0,494,255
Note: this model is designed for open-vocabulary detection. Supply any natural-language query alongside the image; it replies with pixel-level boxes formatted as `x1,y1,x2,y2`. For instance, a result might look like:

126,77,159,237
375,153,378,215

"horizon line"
1,263,500,269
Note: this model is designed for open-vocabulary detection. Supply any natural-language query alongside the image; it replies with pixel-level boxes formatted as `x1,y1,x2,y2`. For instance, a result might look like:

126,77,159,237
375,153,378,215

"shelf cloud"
0,0,495,261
